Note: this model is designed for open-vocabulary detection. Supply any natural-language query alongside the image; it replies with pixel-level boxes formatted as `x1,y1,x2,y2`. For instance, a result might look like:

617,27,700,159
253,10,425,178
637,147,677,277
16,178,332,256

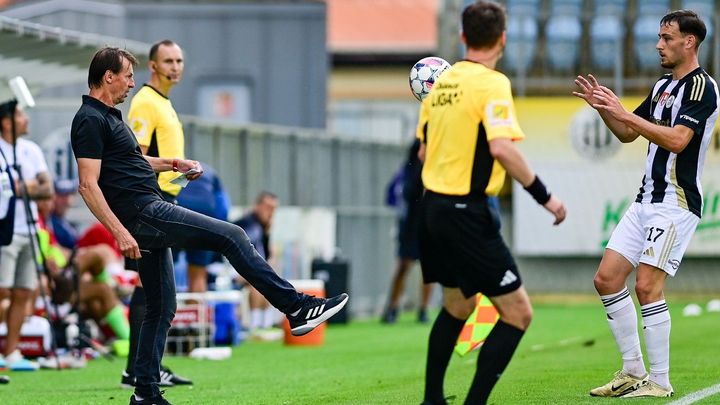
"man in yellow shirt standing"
416,2,566,404
123,39,192,389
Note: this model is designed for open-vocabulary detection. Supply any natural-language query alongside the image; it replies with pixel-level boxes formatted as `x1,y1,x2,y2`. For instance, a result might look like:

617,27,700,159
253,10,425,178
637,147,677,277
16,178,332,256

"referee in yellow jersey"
123,39,193,389
417,3,566,404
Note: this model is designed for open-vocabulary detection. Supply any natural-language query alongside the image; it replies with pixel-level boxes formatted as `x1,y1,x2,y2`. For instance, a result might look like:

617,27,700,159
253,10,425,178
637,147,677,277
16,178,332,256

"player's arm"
415,100,429,163
591,86,694,153
627,75,717,153
489,138,566,225
618,116,693,153
143,156,203,180
76,157,141,259
573,74,640,143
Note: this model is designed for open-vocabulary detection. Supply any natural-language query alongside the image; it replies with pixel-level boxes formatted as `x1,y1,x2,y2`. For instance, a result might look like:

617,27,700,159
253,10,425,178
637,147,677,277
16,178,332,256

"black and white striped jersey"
632,67,719,217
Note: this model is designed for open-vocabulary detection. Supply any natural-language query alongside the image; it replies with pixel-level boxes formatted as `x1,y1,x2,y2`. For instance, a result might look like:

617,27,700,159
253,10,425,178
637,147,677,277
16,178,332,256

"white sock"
250,309,263,330
641,300,671,389
134,394,144,401
261,308,278,329
601,287,646,377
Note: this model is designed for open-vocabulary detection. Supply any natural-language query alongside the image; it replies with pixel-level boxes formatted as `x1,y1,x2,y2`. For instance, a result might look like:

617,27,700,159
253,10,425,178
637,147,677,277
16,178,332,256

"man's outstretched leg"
138,202,350,338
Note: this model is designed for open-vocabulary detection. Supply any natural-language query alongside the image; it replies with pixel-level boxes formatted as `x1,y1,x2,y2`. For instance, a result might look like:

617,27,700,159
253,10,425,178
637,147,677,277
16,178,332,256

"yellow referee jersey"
416,61,525,198
128,84,185,196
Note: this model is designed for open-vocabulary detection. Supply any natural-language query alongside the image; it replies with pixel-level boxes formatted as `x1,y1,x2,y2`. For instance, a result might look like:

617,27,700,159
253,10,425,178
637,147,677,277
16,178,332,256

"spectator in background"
37,199,131,350
174,163,230,294
0,100,54,371
125,39,192,389
234,191,280,336
50,178,80,250
382,139,432,324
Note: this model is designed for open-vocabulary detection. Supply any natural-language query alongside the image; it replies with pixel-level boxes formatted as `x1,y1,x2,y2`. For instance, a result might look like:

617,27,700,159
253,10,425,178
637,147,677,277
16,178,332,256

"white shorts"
606,202,699,276
0,234,38,290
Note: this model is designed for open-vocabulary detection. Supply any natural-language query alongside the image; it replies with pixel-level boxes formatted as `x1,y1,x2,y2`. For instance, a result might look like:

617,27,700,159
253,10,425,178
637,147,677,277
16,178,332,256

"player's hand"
572,74,604,107
543,195,566,225
115,228,141,259
590,86,628,120
179,160,203,180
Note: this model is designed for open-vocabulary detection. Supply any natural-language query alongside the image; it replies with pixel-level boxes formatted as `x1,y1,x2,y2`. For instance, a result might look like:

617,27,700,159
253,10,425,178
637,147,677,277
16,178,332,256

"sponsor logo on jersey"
486,101,513,127
679,114,699,124
130,118,149,141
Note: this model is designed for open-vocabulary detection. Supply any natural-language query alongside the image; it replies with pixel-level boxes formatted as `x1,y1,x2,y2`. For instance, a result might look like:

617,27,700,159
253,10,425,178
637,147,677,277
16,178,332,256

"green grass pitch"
2,298,719,404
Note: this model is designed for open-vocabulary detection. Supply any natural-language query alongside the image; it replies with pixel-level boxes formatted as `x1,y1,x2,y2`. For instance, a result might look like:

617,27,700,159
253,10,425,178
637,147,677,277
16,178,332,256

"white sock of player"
250,308,263,330
641,300,671,389
601,287,646,377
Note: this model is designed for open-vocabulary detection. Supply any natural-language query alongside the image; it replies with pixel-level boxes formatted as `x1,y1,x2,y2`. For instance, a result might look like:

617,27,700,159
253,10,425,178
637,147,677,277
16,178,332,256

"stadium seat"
637,0,670,16
682,0,714,66
633,15,662,72
545,15,582,71
549,0,584,17
682,0,714,16
506,0,541,17
504,15,538,74
592,0,627,17
590,15,625,71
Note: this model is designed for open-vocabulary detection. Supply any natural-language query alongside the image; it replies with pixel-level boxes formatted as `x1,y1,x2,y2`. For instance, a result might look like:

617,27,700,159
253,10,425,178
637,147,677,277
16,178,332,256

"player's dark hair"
462,1,506,49
87,47,138,89
0,101,15,121
149,39,177,61
255,190,278,205
661,9,706,48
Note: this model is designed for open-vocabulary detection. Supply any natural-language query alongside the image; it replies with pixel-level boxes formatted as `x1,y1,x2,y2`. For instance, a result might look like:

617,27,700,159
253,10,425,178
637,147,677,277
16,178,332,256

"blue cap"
54,178,78,195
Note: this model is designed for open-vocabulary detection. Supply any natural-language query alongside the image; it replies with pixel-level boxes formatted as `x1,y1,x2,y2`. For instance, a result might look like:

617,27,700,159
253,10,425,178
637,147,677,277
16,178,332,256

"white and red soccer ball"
409,56,451,101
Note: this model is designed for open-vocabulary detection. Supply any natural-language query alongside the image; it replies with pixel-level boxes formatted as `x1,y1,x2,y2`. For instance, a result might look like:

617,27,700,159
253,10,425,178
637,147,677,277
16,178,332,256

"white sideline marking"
529,336,583,352
668,383,720,405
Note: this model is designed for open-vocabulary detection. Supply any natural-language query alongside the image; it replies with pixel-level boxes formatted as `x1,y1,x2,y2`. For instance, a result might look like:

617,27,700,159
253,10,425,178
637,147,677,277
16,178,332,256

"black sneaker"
417,308,429,323
129,391,172,405
121,369,176,389
121,371,135,389
160,365,192,385
287,293,349,336
381,307,398,324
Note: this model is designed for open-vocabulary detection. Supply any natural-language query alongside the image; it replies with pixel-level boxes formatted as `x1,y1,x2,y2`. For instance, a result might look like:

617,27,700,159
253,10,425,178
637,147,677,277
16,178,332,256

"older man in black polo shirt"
70,47,349,405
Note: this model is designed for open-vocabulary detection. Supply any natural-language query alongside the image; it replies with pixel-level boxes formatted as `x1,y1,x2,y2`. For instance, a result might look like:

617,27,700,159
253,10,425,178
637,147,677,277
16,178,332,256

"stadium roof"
0,14,150,102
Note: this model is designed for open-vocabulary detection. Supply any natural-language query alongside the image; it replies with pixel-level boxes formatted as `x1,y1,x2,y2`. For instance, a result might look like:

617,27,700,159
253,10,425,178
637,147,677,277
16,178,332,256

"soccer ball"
409,56,451,101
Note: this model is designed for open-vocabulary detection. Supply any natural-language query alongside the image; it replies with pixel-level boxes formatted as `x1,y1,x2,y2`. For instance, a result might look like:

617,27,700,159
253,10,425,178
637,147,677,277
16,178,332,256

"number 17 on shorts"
639,206,699,276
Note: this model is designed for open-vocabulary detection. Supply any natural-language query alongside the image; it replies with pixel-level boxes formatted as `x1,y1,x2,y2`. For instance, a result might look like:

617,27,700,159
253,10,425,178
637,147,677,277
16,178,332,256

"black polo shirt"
71,95,163,223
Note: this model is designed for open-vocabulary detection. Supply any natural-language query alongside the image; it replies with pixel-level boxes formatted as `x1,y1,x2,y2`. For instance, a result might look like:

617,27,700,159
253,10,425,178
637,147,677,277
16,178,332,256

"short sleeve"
128,97,157,147
675,74,717,132
633,93,653,120
481,76,525,142
28,142,49,174
71,115,106,160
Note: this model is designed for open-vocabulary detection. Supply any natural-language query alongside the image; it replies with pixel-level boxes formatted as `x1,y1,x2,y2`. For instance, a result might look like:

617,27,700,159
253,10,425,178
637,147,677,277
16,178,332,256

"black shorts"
397,204,421,260
419,191,521,298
